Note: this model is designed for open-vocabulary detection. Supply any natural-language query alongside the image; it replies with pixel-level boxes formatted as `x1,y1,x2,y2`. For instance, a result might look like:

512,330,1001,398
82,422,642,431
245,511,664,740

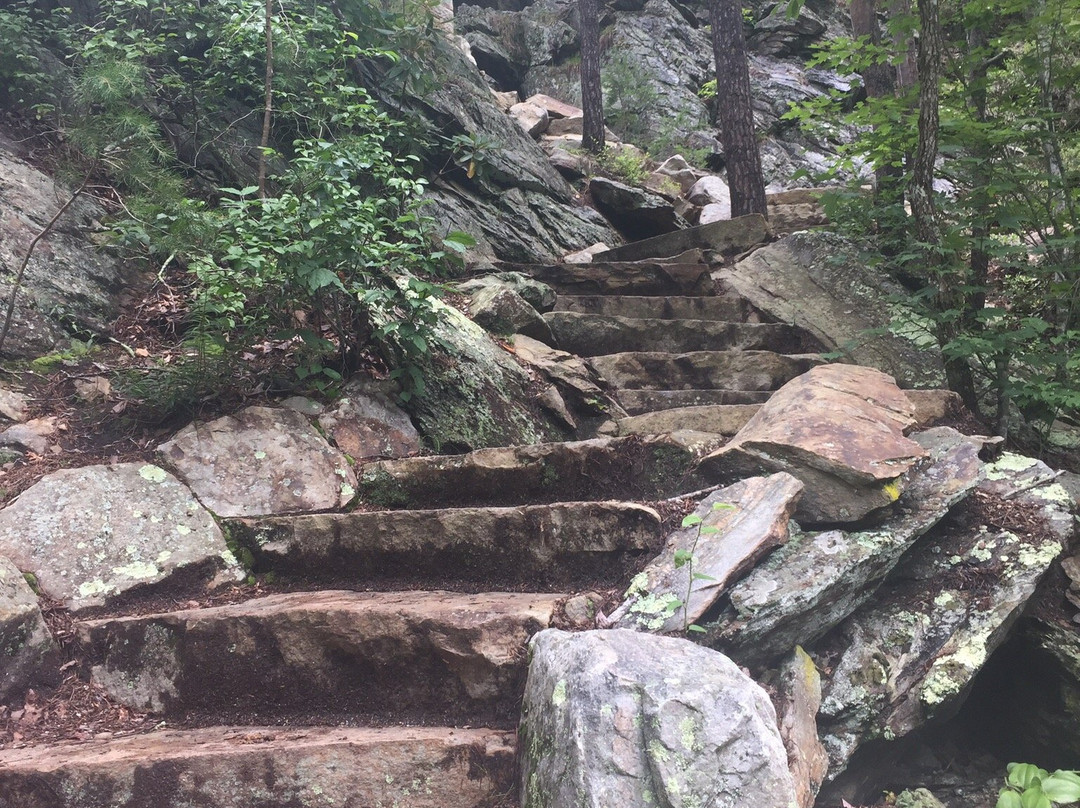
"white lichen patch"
77,579,115,599
920,629,993,709
551,679,567,707
138,465,169,484
112,561,160,580
984,452,1039,480
175,524,191,536
1029,482,1073,507
1016,541,1063,569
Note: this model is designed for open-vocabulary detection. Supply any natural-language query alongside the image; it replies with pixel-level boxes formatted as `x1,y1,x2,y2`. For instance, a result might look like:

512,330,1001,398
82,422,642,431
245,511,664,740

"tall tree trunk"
850,0,901,199
887,0,918,90
913,0,978,410
579,0,605,154
257,0,275,198
709,0,766,218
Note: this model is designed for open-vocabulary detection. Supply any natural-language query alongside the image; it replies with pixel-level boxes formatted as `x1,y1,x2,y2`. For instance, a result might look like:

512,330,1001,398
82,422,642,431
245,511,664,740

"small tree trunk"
709,0,767,218
579,0,605,154
851,0,901,199
257,0,275,198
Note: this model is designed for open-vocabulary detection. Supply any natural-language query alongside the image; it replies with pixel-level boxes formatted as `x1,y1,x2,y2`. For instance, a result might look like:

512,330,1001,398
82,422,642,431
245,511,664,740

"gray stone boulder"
687,176,730,207
588,177,687,241
0,555,60,702
510,100,550,137
699,364,928,524
597,214,770,262
614,473,803,633
470,284,556,343
715,232,946,388
699,202,732,225
157,406,356,517
654,155,703,194
0,463,240,611
0,130,144,358
456,271,557,312
316,378,420,462
520,628,797,808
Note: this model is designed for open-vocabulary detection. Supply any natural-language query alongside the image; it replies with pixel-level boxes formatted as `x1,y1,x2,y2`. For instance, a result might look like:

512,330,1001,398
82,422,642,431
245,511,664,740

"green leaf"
681,514,703,528
673,549,693,568
687,624,707,634
997,790,1023,808
1020,787,1050,808
1009,765,1046,791
1039,775,1080,804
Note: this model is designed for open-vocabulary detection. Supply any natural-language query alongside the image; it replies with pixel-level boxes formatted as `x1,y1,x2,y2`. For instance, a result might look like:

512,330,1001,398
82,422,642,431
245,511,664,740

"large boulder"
316,378,420,462
715,232,946,388
520,628,797,808
699,364,928,524
587,177,687,240
0,130,143,358
157,406,356,517
0,555,60,702
0,463,240,611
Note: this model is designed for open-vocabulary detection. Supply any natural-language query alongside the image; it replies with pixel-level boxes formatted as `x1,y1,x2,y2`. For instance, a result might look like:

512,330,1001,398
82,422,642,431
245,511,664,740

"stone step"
544,312,815,355
0,725,515,808
617,404,761,437
615,388,772,414
76,590,561,727
355,434,710,509
229,501,662,589
554,293,754,322
588,351,824,391
594,214,769,262
500,260,712,296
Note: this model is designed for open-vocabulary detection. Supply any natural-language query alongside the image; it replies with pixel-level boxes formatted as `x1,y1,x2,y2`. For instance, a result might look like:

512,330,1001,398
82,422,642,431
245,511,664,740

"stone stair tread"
230,500,662,588
544,311,815,355
354,434,707,508
498,260,712,296
0,724,515,808
588,350,824,391
76,590,562,726
554,294,754,322
615,388,772,414
617,404,761,437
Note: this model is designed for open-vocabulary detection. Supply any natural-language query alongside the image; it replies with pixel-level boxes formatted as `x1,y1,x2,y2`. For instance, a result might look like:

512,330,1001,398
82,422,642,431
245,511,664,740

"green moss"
359,467,412,508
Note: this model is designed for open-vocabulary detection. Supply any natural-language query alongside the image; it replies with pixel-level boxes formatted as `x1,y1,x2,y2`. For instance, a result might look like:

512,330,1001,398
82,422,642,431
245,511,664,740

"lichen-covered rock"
614,473,803,633
316,379,420,462
520,629,797,808
0,131,144,358
157,406,356,517
699,364,927,524
470,284,556,343
0,464,239,611
717,427,984,667
456,271,557,312
405,302,563,451
0,555,60,701
770,647,829,808
715,233,945,388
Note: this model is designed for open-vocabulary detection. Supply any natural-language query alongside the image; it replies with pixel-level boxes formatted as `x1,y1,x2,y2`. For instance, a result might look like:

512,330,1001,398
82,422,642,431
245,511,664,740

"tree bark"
709,0,766,218
257,0,275,199
850,0,901,199
579,0,605,154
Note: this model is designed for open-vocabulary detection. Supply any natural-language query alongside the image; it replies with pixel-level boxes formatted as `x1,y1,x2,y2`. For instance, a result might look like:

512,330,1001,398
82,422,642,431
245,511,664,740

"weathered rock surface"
0,386,30,422
0,463,238,612
699,365,927,523
615,388,771,414
316,378,420,461
771,647,829,808
688,176,730,207
715,232,945,388
157,405,356,517
544,311,814,355
357,434,703,507
0,131,143,359
554,293,754,322
78,590,559,723
230,501,661,586
587,177,687,240
615,474,803,633
718,427,985,667
520,629,797,808
405,301,562,451
457,270,557,312
616,404,761,437
508,254,712,296
589,350,822,391
597,214,770,262
470,283,556,342
0,725,515,808
0,416,56,454
0,555,59,701
510,99,550,136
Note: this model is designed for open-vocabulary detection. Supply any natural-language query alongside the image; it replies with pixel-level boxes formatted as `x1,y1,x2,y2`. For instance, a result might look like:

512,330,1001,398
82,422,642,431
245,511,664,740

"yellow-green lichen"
138,465,168,484
984,453,1039,480
551,679,567,707
1016,541,1062,569
112,561,160,580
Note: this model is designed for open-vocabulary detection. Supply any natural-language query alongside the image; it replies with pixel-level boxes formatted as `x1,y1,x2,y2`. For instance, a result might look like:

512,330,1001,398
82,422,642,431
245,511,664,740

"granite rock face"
0,555,60,701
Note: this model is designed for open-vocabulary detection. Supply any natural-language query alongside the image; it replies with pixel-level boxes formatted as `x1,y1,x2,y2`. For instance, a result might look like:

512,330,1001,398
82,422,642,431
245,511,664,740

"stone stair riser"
588,351,824,391
554,294,753,322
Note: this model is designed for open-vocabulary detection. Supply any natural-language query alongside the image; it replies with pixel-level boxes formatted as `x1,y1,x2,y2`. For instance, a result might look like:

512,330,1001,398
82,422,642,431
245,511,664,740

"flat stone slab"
544,312,813,355
699,364,927,523
157,406,355,517
588,350,823,391
0,463,238,612
617,404,761,437
230,501,662,587
615,388,772,414
520,629,796,808
316,380,420,461
595,213,770,262
0,555,59,701
555,293,753,322
615,473,803,633
717,427,985,667
505,258,711,296
357,435,704,508
0,725,515,808
77,590,560,724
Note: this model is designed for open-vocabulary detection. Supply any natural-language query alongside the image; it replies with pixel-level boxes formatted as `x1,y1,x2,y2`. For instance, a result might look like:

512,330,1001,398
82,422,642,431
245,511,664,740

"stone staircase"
0,242,832,807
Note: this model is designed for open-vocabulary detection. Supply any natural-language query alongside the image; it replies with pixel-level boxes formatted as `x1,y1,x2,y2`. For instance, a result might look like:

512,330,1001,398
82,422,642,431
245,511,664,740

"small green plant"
676,502,732,633
997,763,1080,808
602,48,658,144
595,147,651,185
